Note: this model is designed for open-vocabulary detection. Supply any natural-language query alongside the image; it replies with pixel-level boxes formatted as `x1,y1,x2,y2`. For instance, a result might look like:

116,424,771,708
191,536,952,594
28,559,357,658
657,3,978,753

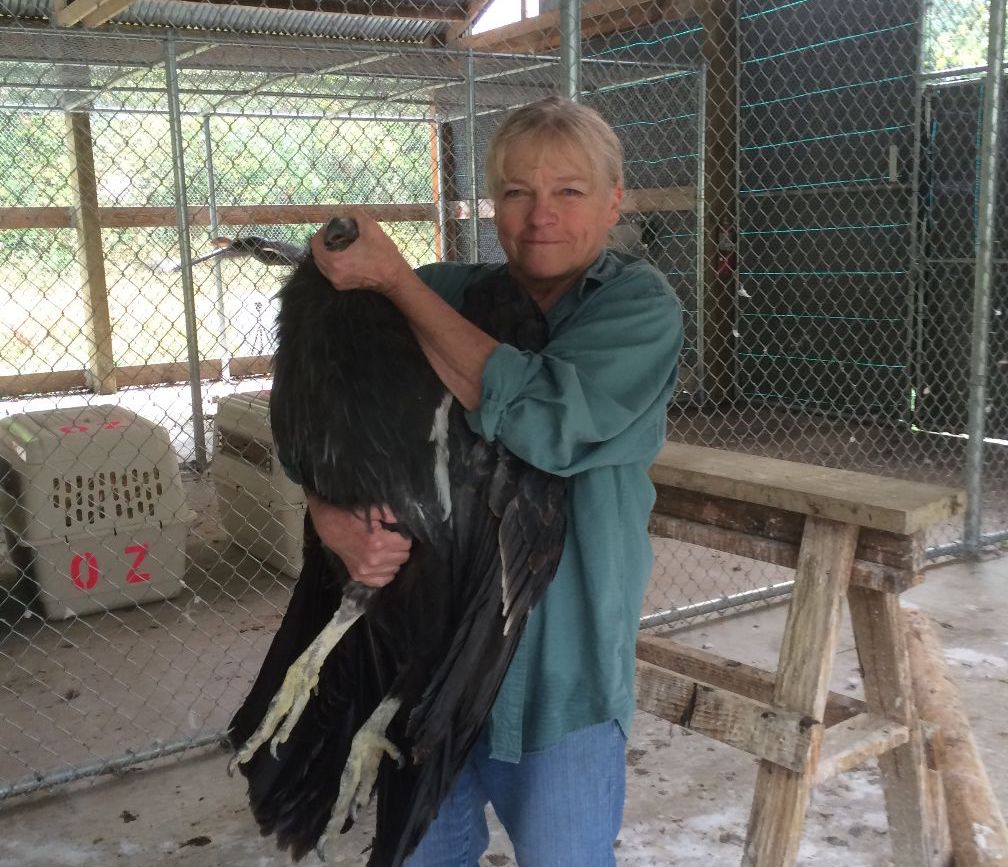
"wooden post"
904,608,1008,866
848,589,938,866
66,111,116,395
437,121,460,262
743,517,859,866
701,0,738,405
429,117,445,262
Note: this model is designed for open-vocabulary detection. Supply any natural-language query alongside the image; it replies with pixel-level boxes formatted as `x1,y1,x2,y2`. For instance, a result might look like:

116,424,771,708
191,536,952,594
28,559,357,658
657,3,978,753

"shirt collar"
577,249,619,298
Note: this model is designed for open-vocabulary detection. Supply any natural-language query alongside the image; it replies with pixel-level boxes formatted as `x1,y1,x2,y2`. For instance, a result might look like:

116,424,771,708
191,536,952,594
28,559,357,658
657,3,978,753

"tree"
924,0,995,73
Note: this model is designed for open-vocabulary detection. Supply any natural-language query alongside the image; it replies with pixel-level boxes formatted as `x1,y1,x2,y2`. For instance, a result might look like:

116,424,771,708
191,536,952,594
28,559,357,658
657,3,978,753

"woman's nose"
527,196,557,225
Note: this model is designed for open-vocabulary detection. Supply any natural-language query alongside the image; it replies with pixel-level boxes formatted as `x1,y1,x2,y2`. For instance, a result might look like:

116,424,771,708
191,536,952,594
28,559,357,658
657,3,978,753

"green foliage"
923,0,994,72
1,95,438,374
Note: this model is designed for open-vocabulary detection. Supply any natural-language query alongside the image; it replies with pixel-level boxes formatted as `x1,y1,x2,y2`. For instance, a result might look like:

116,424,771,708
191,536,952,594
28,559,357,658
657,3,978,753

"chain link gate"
0,0,1004,807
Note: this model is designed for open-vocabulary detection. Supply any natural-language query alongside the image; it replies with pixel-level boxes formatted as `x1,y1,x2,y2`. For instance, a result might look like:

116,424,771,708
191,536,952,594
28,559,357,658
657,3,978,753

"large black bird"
226,219,566,865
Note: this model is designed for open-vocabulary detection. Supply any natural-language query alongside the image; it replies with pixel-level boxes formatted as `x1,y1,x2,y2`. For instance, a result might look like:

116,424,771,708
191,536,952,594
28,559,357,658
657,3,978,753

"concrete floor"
0,552,1005,867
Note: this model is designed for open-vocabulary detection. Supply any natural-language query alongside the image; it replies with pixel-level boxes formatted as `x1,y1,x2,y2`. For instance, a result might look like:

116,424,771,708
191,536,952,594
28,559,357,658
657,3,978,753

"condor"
227,218,566,866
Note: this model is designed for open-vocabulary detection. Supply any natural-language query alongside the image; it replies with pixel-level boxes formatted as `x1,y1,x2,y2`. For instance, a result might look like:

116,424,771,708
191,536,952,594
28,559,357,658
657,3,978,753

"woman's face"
493,136,622,302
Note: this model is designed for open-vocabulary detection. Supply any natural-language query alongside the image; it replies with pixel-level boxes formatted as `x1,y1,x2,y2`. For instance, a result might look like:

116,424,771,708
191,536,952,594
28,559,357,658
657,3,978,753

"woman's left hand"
309,207,414,296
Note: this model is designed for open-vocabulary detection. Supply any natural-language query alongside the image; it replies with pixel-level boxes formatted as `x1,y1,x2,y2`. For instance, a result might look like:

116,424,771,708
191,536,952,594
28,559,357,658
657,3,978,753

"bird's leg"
315,695,404,860
229,594,369,774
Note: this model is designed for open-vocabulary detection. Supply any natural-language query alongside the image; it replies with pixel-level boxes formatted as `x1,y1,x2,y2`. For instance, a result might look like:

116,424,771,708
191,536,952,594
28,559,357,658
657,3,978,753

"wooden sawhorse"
637,443,965,867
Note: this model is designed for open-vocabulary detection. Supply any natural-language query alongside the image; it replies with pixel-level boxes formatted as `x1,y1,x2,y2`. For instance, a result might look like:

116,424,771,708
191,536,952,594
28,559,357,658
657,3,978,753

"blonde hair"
485,96,624,197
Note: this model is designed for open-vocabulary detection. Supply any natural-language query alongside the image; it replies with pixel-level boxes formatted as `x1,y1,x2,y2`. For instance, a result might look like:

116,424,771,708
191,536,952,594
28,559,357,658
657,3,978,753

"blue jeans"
404,720,627,867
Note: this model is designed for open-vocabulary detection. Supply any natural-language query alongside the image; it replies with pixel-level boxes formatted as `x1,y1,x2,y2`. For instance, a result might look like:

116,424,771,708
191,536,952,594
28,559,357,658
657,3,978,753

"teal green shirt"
415,251,683,763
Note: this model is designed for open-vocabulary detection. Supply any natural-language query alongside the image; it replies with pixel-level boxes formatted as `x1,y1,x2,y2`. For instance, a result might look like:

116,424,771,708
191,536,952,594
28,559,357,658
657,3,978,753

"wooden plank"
744,517,859,867
652,485,924,571
0,193,693,231
647,512,921,593
0,370,87,399
66,111,116,395
621,185,695,213
459,0,696,52
636,659,818,772
81,0,135,27
0,356,272,398
636,635,864,728
448,186,696,221
848,588,935,867
922,723,953,867
650,442,965,534
0,204,438,232
114,360,222,388
98,203,438,228
904,608,1008,866
228,355,273,379
0,207,72,230
54,0,104,26
814,713,910,785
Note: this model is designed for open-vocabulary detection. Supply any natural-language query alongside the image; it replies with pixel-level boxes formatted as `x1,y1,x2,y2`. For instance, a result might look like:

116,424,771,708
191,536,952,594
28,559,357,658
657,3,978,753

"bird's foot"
227,653,320,774
228,609,363,774
315,697,404,860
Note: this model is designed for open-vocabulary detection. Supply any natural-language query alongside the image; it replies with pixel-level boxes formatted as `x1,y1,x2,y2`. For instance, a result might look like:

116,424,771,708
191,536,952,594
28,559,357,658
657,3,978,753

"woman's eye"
503,188,526,198
562,188,585,197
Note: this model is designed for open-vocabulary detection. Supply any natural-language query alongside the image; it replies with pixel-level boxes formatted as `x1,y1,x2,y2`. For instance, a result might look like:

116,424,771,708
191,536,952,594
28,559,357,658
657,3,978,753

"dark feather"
228,247,565,866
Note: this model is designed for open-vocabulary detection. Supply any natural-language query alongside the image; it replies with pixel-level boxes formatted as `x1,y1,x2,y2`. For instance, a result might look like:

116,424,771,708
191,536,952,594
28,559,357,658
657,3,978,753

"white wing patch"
429,392,453,521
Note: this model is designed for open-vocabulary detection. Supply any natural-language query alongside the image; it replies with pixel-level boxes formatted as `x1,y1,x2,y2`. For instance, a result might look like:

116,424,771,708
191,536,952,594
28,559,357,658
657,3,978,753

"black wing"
229,266,566,867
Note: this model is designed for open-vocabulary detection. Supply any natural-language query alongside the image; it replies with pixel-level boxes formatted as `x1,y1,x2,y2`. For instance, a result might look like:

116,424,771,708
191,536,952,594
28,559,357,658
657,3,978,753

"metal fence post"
560,0,581,101
202,114,231,382
165,34,209,472
695,64,708,405
964,0,1008,553
465,50,479,263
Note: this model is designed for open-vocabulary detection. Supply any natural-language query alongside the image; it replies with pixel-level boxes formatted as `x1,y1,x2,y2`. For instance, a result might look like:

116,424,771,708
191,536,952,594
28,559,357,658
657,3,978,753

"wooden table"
637,443,965,867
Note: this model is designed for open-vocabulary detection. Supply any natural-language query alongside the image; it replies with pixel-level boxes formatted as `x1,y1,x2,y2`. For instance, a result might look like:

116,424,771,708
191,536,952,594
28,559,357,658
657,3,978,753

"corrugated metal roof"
0,0,451,43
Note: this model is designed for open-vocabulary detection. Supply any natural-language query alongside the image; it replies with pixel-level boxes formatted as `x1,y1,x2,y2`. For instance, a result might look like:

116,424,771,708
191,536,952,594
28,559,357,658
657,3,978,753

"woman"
307,96,683,866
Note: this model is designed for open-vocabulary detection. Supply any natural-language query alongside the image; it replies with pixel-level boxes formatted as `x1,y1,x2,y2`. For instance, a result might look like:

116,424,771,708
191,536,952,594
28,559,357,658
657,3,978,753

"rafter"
53,0,137,27
445,0,498,43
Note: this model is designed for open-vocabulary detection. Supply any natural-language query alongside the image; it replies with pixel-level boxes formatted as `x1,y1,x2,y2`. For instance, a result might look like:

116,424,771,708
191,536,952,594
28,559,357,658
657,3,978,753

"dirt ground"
0,538,1004,866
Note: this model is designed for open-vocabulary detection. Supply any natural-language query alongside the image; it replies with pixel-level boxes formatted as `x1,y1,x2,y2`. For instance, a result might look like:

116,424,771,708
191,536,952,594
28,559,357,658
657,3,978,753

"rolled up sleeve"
465,269,683,476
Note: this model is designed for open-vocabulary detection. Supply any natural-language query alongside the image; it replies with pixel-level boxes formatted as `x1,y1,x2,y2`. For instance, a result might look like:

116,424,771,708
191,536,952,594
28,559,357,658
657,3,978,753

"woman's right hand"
305,494,412,588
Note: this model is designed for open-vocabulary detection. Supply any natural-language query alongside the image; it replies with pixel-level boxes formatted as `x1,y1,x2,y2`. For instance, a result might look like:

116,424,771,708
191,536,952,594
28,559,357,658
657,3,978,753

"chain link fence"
0,0,1004,805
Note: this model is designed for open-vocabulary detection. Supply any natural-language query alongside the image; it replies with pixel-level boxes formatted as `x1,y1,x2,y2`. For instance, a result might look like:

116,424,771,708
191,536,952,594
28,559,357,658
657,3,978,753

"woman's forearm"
385,271,498,412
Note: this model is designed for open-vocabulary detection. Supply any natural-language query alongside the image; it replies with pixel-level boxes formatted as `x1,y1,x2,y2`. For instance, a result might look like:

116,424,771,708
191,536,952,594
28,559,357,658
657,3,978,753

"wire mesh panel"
736,0,918,419
917,74,1008,535
0,0,1004,809
0,27,505,802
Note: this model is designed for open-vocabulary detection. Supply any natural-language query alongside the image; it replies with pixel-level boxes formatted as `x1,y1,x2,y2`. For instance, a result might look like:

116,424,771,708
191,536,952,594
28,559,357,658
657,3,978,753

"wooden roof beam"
445,0,498,42
53,0,137,27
